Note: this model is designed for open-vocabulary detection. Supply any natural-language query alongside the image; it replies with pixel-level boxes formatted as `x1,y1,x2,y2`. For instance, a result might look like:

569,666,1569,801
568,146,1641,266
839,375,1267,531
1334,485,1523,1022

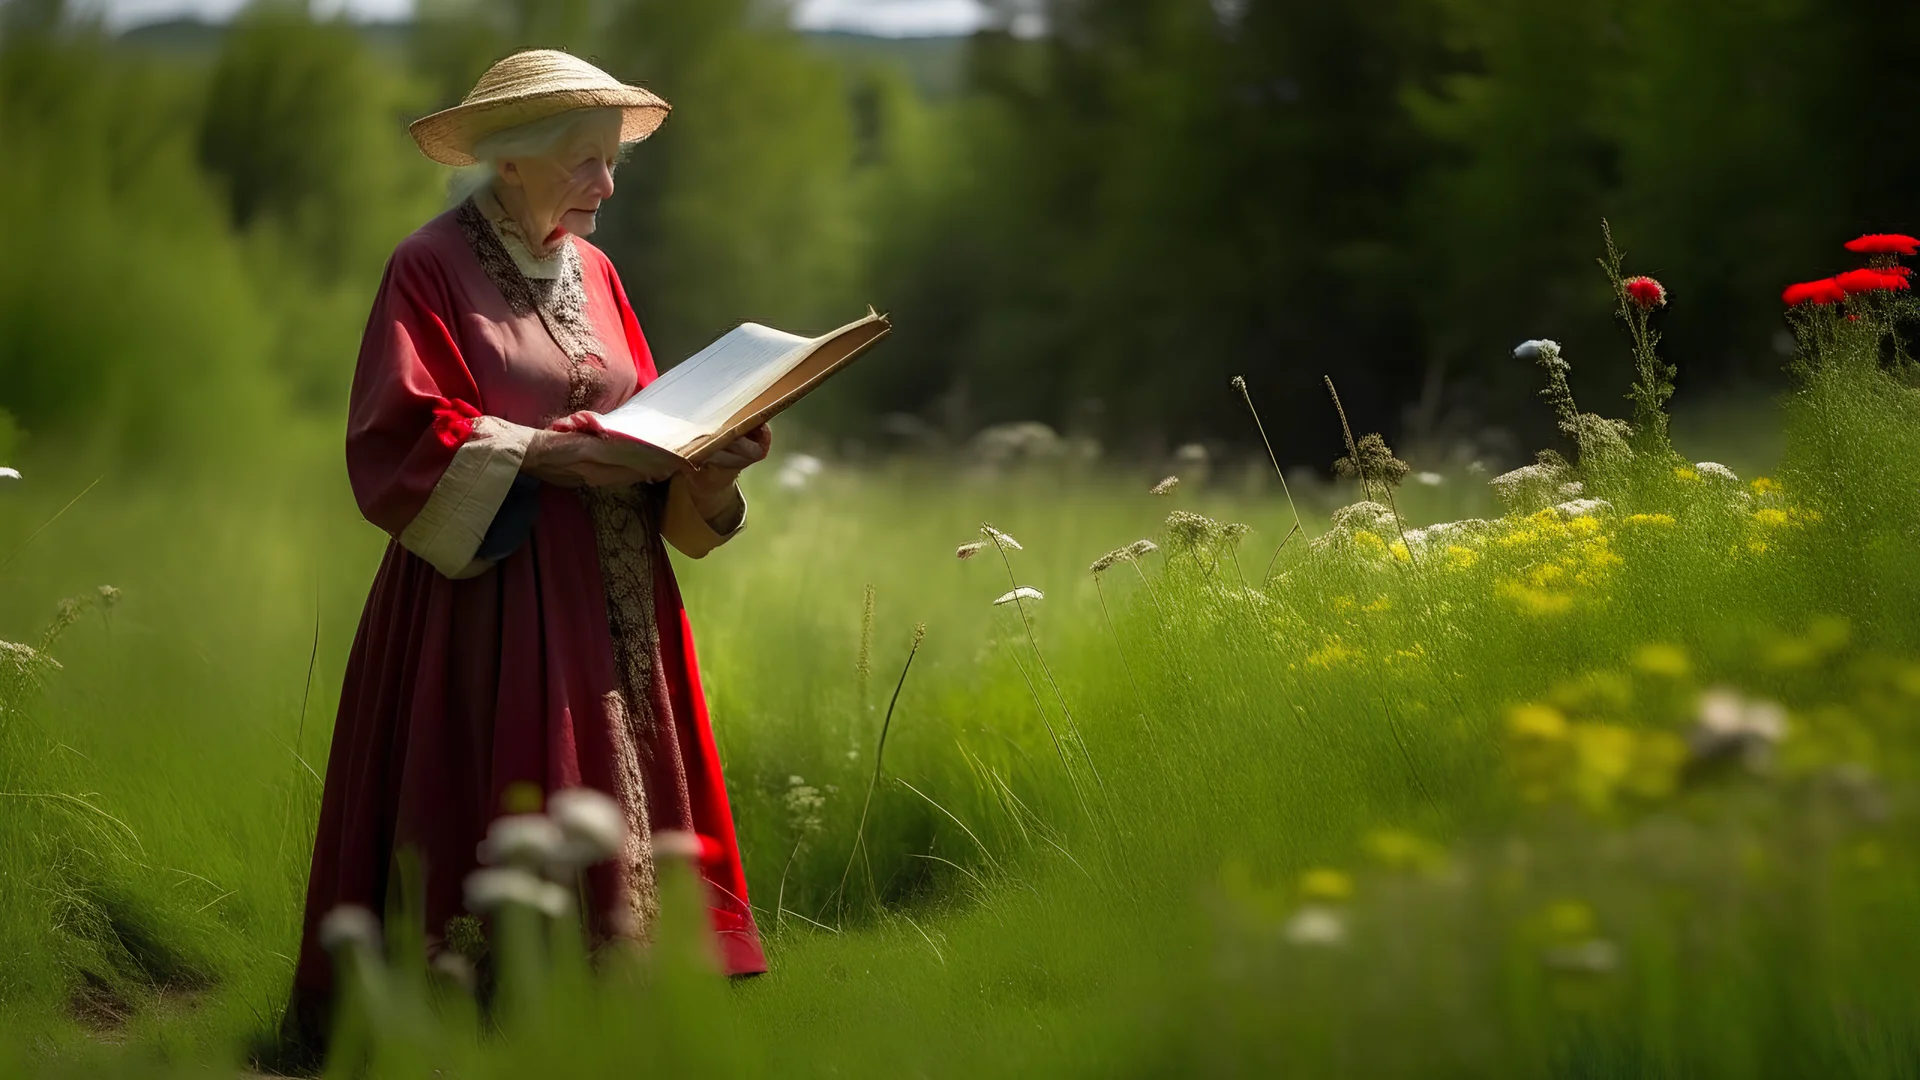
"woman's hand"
686,424,772,521
523,411,682,489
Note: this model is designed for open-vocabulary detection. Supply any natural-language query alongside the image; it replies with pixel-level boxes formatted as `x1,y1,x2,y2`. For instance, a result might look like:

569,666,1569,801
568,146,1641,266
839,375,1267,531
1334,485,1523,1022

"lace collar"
471,185,570,281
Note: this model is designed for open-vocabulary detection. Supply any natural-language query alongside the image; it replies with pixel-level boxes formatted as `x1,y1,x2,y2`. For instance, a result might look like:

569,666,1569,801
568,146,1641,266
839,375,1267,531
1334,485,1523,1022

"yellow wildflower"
1299,868,1354,902
1353,530,1387,555
1363,829,1447,873
1446,544,1480,569
1330,595,1357,613
1500,581,1575,615
1306,640,1360,668
1508,703,1569,741
1750,476,1780,496
1753,508,1791,528
1389,539,1412,562
1674,466,1699,482
1362,595,1393,613
1567,515,1603,537
1570,723,1636,810
1623,513,1675,527
1631,643,1690,678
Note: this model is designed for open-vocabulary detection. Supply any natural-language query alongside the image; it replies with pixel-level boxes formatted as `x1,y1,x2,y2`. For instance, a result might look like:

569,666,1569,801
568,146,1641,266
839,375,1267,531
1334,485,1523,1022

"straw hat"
409,50,671,167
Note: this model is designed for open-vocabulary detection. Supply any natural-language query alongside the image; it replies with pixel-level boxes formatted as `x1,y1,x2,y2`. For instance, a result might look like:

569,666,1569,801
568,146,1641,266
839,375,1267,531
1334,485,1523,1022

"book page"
628,323,814,430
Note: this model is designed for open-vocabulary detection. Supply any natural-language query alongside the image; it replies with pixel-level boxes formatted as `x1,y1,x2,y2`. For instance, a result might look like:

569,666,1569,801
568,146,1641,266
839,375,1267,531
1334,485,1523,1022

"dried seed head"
1230,375,1248,393
1126,539,1159,558
1090,549,1126,574
95,585,120,609
1165,510,1221,549
911,622,927,649
1150,475,1179,496
955,541,987,560
980,524,1023,550
993,586,1044,606
1333,433,1411,491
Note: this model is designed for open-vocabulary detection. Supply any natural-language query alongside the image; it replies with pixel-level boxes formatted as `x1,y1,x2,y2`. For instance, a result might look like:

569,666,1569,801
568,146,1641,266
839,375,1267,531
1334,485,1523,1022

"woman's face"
499,118,622,243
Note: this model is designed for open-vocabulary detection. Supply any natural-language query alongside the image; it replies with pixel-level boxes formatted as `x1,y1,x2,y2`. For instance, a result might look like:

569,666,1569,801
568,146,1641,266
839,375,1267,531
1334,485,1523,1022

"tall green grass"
4,282,1920,1077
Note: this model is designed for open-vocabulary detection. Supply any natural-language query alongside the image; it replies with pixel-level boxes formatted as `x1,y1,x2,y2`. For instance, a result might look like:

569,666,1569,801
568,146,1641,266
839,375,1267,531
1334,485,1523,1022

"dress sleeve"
346,241,539,578
598,253,747,559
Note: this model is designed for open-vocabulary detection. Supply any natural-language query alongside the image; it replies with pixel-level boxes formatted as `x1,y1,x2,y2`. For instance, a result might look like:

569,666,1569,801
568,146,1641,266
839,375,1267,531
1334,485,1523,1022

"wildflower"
955,541,987,560
0,468,18,481
1543,938,1621,975
430,397,482,449
476,813,564,868
1363,828,1447,873
1299,868,1354,902
1165,510,1220,549
1125,539,1159,558
1513,339,1562,364
1836,267,1911,295
1305,640,1359,668
1843,233,1920,255
1555,498,1611,519
463,866,570,917
1509,703,1569,741
548,787,625,867
1150,476,1179,496
1753,507,1791,528
1489,453,1569,512
994,586,1043,606
1782,278,1847,305
1623,513,1674,527
653,829,725,865
1089,549,1125,574
318,905,382,955
1631,643,1690,678
1689,687,1787,768
1229,375,1247,393
1749,476,1779,496
1283,905,1348,947
1693,462,1738,484
1673,466,1698,482
980,524,1022,550
1623,275,1667,309
1445,544,1479,570
1415,471,1444,486
777,453,824,491
96,585,121,609
784,776,826,834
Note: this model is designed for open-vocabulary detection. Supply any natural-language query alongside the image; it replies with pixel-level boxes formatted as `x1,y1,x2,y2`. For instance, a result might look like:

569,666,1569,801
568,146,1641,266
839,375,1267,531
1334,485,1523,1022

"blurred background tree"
3,0,1917,471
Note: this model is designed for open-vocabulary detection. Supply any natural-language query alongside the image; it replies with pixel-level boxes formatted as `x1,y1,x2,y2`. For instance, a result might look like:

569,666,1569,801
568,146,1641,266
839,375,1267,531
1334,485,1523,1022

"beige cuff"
660,473,747,559
399,415,536,578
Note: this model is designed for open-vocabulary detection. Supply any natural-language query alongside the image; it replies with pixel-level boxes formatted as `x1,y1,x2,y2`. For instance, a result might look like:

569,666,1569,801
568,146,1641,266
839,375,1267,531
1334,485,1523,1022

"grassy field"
3,287,1920,1077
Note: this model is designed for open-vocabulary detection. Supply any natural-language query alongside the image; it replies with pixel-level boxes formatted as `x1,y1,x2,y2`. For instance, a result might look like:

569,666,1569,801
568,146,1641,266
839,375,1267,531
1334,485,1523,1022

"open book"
597,309,891,464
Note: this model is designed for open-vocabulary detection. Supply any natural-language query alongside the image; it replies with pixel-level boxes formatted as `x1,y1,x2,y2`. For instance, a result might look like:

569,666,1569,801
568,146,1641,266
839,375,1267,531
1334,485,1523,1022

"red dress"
286,193,765,1045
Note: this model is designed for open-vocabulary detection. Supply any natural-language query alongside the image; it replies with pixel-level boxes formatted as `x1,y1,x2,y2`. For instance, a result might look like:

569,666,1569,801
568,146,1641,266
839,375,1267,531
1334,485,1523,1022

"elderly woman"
286,50,769,1044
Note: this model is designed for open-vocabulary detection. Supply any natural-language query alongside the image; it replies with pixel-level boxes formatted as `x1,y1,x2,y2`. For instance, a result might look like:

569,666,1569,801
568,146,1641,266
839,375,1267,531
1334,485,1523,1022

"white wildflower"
0,468,18,481
1513,339,1563,365
993,586,1044,606
1283,904,1348,947
548,787,626,867
1490,460,1568,512
318,905,382,955
784,776,825,835
1554,498,1612,519
1543,939,1620,974
652,829,705,862
1557,480,1585,497
980,524,1023,550
777,453,824,491
1415,471,1445,487
1690,687,1788,768
1150,475,1179,496
1694,462,1739,484
1126,539,1159,558
463,866,570,917
476,813,564,868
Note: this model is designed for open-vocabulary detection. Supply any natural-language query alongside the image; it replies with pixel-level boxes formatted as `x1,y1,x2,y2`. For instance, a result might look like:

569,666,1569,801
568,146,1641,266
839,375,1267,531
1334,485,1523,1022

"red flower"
1882,265,1914,279
1835,267,1912,295
1782,278,1847,306
1623,275,1667,309
1844,233,1920,256
431,397,482,449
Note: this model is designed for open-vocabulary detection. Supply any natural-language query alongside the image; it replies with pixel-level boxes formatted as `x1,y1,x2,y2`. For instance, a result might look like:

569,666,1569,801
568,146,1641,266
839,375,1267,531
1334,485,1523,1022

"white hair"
447,106,634,204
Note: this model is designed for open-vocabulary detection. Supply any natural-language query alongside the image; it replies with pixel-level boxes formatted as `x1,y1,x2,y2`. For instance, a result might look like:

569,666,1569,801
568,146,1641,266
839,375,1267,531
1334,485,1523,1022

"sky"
84,0,997,36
